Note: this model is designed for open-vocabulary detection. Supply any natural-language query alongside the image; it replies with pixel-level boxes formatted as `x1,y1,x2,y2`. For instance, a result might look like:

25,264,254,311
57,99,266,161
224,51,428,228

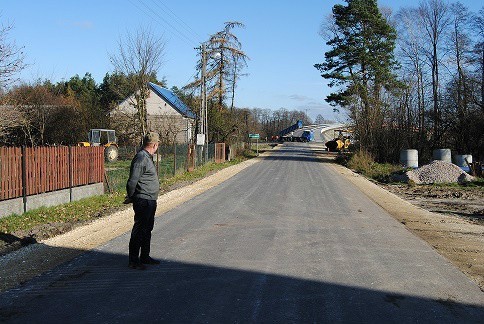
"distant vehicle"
277,121,315,142
301,130,314,142
78,129,118,162
279,120,303,141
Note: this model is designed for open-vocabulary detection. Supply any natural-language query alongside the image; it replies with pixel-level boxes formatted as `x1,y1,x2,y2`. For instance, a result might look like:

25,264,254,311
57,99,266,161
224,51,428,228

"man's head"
143,132,159,154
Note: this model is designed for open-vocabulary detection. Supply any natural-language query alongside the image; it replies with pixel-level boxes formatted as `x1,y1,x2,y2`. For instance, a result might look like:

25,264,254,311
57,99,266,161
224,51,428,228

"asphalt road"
1,143,483,323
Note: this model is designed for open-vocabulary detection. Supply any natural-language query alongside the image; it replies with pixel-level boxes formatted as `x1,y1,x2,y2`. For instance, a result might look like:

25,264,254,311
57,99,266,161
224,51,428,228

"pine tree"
315,0,400,155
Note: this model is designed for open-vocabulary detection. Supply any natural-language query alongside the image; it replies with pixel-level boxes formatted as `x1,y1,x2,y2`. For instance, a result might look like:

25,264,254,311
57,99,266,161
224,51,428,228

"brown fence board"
0,146,104,201
0,147,22,200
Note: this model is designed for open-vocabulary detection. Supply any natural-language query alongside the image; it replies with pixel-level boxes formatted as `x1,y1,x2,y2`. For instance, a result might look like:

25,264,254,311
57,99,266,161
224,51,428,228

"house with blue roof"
111,82,197,144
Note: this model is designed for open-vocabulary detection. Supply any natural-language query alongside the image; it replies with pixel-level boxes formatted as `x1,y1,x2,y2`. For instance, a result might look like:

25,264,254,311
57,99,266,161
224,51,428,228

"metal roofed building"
112,82,197,145
148,82,196,119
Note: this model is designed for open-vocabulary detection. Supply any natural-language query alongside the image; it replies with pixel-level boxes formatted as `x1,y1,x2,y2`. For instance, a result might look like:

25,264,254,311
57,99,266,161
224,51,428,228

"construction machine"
325,128,352,152
78,129,119,162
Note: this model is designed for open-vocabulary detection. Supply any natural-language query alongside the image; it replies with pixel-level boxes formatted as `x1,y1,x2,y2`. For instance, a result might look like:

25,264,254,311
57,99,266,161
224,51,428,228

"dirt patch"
380,183,484,225
378,182,484,291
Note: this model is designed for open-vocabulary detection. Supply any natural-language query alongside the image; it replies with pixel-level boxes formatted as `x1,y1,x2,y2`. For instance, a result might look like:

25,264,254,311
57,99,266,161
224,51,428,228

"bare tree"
185,22,248,111
0,104,23,143
396,7,430,146
418,0,451,146
110,27,166,139
4,82,80,146
207,22,248,110
472,8,484,109
156,113,187,146
0,18,25,89
445,3,474,152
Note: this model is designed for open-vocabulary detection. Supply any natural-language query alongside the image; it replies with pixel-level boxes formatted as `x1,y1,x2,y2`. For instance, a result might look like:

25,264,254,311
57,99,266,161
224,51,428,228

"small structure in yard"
111,82,197,145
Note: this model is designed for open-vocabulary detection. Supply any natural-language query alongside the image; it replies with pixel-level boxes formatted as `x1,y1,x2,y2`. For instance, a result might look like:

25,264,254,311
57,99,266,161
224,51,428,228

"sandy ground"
0,145,483,293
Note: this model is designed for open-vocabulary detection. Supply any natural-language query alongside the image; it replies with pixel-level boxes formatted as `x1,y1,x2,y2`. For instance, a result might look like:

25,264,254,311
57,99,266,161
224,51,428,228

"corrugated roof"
149,82,197,119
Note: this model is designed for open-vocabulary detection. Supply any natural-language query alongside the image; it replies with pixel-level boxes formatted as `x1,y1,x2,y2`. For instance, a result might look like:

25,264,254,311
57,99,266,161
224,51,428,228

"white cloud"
289,94,311,101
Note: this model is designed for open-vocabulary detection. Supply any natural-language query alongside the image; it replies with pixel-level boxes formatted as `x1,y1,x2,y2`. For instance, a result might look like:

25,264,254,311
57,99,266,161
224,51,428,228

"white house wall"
116,89,180,116
146,89,180,116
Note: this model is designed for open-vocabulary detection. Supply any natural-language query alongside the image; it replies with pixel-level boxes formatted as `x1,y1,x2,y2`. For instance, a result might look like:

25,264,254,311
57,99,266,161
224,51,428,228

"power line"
128,0,198,46
139,0,197,44
126,0,205,89
152,1,203,42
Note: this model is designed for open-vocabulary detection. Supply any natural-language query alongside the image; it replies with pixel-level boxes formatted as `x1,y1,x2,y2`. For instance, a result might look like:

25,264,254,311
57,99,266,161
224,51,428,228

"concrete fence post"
69,146,73,202
21,146,27,214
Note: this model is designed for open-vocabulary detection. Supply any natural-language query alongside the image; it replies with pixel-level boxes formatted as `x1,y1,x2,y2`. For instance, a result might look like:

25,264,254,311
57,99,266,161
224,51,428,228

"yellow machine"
325,128,353,152
78,129,118,162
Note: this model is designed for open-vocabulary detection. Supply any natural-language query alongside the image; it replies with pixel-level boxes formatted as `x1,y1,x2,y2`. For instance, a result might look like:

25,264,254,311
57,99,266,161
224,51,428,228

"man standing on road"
125,132,161,270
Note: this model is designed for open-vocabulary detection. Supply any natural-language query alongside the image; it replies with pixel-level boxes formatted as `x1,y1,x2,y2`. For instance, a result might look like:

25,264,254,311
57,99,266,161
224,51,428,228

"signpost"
248,134,260,156
196,134,205,146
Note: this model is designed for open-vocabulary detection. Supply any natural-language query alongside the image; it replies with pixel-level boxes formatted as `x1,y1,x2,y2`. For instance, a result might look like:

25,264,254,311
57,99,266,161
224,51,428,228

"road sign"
248,133,260,139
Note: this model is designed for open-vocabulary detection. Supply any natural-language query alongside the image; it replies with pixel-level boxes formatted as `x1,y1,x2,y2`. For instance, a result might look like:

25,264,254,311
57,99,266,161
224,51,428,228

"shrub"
347,150,375,174
347,150,403,182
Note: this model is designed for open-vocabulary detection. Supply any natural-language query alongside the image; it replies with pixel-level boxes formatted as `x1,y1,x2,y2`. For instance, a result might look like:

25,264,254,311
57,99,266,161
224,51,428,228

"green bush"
346,150,403,182
347,150,375,174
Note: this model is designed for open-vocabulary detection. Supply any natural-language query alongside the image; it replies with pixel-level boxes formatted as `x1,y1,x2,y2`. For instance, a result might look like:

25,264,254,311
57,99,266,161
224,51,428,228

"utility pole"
199,45,205,144
197,43,208,163
201,43,208,162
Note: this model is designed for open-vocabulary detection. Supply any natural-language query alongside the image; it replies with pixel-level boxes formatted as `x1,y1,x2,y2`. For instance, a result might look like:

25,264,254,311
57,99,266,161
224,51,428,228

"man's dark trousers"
129,198,157,263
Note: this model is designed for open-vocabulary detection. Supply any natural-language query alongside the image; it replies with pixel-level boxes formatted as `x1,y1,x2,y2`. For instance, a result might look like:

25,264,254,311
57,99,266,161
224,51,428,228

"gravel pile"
397,160,475,184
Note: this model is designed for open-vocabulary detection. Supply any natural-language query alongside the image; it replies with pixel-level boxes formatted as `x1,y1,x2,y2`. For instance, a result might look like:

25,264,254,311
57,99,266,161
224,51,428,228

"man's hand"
123,196,133,204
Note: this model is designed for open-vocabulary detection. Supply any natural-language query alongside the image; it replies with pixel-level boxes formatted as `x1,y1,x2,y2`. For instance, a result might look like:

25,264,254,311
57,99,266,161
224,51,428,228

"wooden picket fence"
0,146,104,201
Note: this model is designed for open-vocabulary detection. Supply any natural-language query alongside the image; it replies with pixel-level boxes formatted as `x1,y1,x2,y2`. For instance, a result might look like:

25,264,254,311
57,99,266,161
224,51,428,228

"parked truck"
279,120,303,141
278,121,314,142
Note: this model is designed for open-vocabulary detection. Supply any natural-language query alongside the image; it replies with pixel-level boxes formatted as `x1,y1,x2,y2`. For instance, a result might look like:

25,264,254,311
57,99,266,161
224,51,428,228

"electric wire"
126,0,205,90
151,0,204,42
135,0,199,47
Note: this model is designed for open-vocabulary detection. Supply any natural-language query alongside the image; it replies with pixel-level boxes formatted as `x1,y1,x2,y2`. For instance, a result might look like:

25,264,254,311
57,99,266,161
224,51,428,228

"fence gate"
187,144,196,172
214,143,226,164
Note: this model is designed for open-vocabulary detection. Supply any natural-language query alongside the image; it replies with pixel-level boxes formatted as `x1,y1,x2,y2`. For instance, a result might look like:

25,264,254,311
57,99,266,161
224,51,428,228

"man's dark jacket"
126,149,159,201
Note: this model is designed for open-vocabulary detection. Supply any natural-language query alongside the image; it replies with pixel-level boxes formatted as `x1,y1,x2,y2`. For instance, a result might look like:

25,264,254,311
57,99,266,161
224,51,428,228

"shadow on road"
0,246,482,323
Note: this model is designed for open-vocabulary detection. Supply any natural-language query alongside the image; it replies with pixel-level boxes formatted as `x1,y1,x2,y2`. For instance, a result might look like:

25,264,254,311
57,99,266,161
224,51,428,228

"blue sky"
2,0,482,121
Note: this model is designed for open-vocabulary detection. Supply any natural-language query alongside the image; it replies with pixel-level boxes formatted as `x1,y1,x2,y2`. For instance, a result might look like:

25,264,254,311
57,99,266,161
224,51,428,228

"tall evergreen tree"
315,0,400,157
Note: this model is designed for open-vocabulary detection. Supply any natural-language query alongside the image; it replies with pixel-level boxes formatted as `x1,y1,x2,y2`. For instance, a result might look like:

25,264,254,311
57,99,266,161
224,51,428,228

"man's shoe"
140,257,160,265
128,262,147,270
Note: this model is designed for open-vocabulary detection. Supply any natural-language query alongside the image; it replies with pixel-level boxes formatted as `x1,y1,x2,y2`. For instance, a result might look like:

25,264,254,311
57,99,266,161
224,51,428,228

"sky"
2,0,483,122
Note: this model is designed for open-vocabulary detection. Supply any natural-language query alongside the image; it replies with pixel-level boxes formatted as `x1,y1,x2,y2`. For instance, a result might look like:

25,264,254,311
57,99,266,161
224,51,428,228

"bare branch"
0,18,26,89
